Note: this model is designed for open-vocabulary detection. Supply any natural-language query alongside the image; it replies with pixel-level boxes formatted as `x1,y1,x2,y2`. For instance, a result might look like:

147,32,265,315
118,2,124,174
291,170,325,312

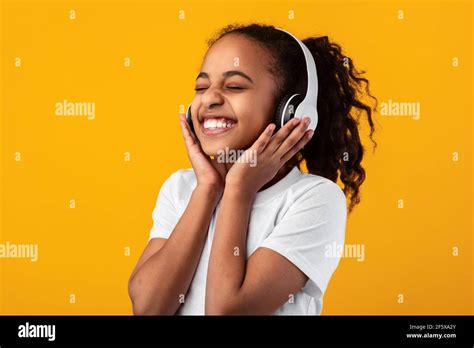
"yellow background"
1,0,472,314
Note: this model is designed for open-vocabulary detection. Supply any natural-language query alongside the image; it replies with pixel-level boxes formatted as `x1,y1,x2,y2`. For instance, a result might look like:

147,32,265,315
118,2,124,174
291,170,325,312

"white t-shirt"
148,166,347,315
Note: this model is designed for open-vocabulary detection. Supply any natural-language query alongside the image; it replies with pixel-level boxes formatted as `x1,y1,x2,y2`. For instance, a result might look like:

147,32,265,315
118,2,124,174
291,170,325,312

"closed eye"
194,86,245,92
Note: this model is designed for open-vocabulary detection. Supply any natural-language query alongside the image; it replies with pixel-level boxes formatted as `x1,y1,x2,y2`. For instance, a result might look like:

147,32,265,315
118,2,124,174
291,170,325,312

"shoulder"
160,168,196,200
166,167,196,185
289,171,347,214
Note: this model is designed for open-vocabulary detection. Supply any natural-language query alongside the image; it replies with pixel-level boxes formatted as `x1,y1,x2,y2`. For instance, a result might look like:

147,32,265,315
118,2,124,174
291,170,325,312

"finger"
274,116,311,158
251,123,276,154
179,113,198,149
266,117,302,154
188,122,200,144
179,113,193,144
180,113,200,143
280,128,314,164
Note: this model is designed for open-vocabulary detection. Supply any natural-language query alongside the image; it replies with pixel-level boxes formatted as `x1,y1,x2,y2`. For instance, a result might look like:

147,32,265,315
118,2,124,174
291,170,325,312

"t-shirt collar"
253,166,302,206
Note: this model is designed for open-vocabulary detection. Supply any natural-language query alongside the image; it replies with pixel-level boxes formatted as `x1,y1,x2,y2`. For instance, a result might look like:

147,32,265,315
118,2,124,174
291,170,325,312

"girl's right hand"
179,113,227,195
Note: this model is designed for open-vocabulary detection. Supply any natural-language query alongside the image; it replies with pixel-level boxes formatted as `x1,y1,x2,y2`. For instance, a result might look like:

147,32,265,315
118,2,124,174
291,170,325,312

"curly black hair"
207,23,378,215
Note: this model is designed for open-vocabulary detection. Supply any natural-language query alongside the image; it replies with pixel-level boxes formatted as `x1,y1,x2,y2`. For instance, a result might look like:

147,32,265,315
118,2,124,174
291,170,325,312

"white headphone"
272,27,319,131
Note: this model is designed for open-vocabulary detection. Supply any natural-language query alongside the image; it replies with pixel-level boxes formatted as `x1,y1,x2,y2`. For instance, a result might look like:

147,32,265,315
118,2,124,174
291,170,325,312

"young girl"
128,23,377,315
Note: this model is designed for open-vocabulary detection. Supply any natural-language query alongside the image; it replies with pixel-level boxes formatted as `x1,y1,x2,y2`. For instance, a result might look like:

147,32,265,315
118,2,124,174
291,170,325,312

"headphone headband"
274,27,319,131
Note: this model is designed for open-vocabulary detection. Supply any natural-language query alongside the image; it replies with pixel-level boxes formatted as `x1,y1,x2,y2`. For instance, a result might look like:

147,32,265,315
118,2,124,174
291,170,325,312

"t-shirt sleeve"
258,181,347,299
148,171,182,241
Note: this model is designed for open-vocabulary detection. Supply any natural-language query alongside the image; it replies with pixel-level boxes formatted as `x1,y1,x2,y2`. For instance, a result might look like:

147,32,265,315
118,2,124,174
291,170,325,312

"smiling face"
190,33,279,156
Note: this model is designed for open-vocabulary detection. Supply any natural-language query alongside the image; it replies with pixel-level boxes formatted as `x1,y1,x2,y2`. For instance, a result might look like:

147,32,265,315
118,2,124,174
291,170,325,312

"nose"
200,86,225,110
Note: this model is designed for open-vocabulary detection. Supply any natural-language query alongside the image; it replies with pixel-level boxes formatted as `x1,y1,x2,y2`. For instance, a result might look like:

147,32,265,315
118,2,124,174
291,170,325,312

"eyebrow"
196,70,254,84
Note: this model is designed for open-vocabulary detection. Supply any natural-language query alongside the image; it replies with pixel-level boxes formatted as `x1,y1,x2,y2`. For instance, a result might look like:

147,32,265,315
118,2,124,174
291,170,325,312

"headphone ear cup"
186,104,195,134
274,94,304,130
274,95,292,130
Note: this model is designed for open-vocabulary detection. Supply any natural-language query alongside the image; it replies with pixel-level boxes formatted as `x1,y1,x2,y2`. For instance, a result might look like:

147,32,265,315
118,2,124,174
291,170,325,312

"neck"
224,162,294,192
259,164,294,191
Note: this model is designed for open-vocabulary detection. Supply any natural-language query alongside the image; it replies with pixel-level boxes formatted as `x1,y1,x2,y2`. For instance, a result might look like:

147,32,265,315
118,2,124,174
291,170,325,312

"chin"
201,142,231,157
198,133,241,156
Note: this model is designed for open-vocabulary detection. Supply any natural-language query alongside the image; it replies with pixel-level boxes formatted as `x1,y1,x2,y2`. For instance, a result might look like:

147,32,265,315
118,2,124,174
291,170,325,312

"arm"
205,187,308,315
129,113,227,315
206,117,314,315
129,184,221,315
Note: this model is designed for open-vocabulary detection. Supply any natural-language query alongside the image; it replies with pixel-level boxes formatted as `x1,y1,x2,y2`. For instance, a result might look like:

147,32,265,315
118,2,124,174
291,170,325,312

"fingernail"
293,118,300,124
304,117,311,125
307,130,314,138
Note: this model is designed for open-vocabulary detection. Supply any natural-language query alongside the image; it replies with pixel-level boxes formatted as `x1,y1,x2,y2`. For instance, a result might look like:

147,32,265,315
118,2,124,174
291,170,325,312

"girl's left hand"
225,116,314,196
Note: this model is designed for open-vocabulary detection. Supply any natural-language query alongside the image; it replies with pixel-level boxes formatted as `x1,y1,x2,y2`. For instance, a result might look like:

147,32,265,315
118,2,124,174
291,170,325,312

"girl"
128,23,377,315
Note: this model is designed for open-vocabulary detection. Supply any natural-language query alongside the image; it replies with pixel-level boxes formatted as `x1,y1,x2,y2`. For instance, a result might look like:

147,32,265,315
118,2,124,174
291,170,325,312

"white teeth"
203,118,235,129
